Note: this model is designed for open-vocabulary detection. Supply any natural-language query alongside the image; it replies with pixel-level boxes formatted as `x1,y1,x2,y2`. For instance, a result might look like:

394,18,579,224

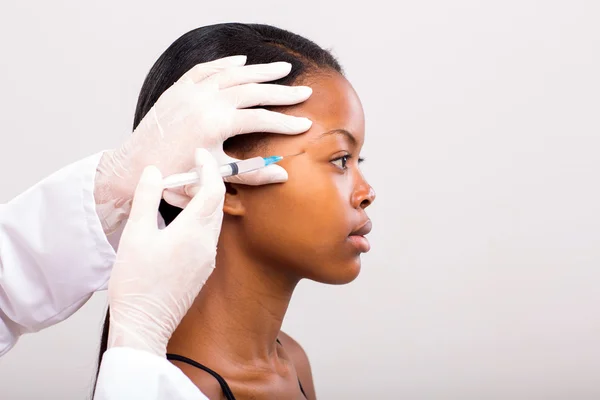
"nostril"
360,188,375,209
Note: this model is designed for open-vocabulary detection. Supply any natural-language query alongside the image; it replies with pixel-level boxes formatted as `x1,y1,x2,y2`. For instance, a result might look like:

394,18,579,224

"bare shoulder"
170,360,226,400
278,331,317,400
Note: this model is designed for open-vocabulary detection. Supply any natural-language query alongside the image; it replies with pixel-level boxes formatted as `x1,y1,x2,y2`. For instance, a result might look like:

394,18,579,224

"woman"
97,22,375,399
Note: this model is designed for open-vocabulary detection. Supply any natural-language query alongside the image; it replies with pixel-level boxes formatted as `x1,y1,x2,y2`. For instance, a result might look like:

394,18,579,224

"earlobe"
222,183,246,216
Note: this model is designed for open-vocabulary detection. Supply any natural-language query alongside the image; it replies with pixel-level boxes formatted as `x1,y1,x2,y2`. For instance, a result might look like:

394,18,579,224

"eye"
331,155,366,170
331,155,350,170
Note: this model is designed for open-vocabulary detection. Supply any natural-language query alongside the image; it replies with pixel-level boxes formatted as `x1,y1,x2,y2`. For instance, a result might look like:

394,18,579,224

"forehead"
267,72,365,151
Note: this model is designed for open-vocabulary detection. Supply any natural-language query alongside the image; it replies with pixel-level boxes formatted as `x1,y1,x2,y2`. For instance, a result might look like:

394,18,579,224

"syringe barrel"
220,156,266,177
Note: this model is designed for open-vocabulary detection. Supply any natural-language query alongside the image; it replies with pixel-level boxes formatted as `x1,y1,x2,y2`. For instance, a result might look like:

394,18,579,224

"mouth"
348,219,372,253
350,220,373,237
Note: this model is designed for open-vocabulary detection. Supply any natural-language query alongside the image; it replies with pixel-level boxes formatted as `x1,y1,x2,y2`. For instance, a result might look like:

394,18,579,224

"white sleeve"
94,347,208,400
0,152,116,356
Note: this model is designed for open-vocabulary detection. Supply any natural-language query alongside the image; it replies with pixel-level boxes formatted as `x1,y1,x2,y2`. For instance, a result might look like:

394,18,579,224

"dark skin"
167,71,375,399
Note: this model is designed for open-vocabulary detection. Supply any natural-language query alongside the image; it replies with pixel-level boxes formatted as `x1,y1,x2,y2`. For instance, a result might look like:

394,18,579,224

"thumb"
224,164,288,185
127,165,163,229
170,149,225,228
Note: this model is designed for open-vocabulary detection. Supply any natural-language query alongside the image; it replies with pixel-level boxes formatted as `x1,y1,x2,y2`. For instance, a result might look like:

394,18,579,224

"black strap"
167,353,236,400
276,339,307,397
167,349,307,399
298,378,307,397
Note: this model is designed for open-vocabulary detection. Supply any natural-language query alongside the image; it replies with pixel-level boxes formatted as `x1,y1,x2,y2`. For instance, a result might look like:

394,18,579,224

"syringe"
162,156,284,189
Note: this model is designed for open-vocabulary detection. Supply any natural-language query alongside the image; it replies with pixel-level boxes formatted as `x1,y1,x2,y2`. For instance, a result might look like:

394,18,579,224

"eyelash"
331,154,365,170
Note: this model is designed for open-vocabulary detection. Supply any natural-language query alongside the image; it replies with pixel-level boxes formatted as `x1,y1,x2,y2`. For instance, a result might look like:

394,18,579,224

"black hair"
93,22,341,397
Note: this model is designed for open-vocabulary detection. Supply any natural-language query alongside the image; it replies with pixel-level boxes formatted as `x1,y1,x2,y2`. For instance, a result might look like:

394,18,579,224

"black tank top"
166,340,307,400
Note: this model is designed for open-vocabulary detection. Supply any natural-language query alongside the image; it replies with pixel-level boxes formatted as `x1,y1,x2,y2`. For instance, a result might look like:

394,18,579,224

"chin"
311,257,362,285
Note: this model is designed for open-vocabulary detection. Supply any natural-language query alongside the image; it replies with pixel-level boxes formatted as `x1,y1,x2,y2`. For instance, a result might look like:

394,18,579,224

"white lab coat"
0,153,207,399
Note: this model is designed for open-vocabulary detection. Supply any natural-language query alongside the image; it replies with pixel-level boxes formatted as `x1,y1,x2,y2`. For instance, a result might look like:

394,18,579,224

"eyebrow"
314,129,357,146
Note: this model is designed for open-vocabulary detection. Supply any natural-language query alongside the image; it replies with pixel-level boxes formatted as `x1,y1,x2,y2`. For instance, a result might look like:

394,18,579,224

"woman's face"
225,72,375,284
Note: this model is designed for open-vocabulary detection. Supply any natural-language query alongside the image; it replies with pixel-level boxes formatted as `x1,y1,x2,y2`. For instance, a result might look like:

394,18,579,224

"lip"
350,220,372,237
348,220,372,253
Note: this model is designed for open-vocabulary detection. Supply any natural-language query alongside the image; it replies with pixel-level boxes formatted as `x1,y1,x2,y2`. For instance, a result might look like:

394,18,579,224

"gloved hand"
107,148,224,357
94,55,312,233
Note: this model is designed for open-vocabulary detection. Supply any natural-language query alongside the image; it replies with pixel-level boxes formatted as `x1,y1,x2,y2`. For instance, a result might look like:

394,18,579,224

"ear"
223,183,246,216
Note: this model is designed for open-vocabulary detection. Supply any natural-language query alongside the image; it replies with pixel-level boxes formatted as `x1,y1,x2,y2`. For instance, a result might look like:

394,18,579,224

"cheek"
238,165,363,284
285,170,347,230
242,166,353,248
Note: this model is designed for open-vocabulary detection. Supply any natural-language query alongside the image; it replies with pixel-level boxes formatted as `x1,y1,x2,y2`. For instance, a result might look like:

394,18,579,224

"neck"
168,228,299,364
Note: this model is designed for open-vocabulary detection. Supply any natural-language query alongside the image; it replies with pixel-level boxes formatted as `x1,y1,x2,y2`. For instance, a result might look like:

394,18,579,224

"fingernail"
271,61,292,72
295,117,313,130
271,168,288,182
229,55,247,65
295,86,313,97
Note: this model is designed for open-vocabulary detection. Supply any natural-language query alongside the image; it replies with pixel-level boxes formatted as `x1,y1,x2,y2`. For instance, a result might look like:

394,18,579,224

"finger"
162,189,192,209
127,166,163,229
229,108,312,136
163,181,203,206
177,55,247,84
221,83,312,109
183,182,202,198
197,62,292,91
171,149,225,228
224,164,288,185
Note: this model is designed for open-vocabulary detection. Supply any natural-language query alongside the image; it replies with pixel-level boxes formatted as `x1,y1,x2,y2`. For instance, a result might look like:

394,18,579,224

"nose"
351,179,376,210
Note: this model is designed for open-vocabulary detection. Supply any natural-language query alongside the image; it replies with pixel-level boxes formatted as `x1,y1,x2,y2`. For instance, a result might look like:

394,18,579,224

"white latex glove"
95,55,312,233
107,148,224,357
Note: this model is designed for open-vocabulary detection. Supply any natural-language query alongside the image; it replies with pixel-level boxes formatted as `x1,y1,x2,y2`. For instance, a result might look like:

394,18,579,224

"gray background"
1,0,599,399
